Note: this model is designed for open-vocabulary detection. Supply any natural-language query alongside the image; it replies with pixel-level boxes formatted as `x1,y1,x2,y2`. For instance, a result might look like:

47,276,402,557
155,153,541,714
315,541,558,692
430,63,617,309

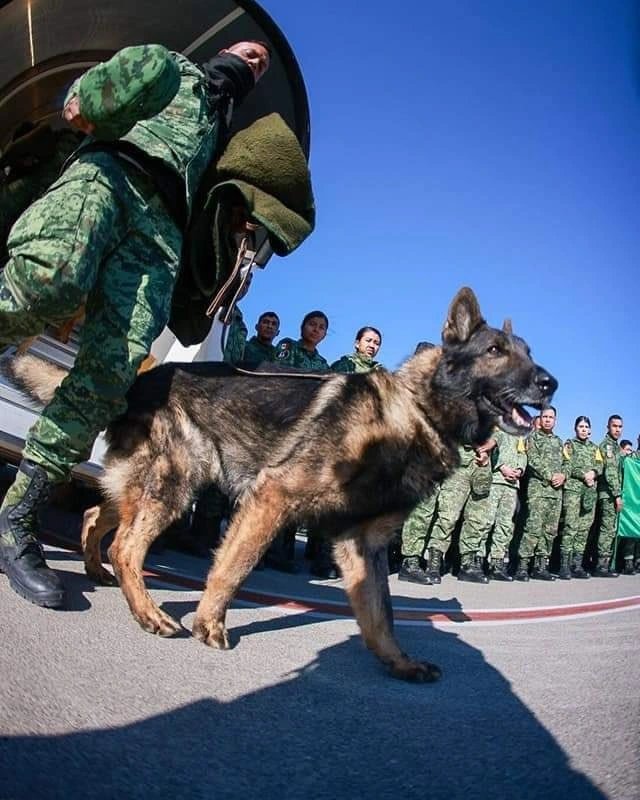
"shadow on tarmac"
0,609,605,800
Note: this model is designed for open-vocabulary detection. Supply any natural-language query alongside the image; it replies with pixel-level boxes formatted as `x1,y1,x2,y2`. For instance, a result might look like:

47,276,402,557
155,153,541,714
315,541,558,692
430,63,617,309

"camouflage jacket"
597,433,623,499
492,429,527,489
525,430,565,497
275,338,329,371
562,438,603,495
243,336,277,367
330,352,382,373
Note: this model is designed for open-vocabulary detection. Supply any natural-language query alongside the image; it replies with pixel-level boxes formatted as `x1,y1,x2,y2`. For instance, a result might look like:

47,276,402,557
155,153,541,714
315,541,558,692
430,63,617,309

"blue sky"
240,0,639,443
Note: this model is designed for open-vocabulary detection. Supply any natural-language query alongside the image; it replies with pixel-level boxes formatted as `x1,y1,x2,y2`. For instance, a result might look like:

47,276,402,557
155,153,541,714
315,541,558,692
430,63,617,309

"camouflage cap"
78,44,181,140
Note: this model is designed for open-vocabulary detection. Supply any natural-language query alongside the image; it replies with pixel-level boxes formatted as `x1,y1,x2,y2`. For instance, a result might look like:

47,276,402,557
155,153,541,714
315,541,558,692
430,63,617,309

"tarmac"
1,504,639,800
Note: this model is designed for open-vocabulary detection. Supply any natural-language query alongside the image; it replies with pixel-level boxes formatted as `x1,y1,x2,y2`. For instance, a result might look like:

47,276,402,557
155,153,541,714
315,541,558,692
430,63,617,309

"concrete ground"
1,504,639,800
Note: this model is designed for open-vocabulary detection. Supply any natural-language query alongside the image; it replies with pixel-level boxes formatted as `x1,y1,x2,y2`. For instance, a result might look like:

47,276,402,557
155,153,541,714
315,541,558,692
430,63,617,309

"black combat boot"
0,460,65,608
514,556,530,582
557,551,572,580
592,557,619,578
398,555,432,585
425,547,442,585
622,557,636,576
458,555,489,584
530,555,555,581
310,536,339,579
489,556,513,582
569,552,589,579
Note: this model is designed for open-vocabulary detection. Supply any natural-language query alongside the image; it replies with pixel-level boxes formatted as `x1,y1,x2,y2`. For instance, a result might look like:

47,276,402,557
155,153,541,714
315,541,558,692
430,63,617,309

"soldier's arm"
593,447,604,478
63,45,180,140
602,447,621,495
515,437,527,475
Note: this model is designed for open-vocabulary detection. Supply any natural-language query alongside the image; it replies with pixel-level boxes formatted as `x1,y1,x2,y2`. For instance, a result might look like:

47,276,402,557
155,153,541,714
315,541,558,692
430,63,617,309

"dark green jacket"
275,338,329,371
243,336,277,367
331,352,382,373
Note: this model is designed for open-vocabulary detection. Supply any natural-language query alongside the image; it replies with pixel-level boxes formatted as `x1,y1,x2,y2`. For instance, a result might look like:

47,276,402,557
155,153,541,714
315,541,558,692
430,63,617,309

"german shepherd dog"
5,288,557,682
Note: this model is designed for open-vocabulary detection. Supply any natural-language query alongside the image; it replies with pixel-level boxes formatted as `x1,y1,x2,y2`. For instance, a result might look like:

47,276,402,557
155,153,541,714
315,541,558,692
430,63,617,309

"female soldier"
331,326,383,373
275,310,330,370
267,311,330,572
558,416,603,579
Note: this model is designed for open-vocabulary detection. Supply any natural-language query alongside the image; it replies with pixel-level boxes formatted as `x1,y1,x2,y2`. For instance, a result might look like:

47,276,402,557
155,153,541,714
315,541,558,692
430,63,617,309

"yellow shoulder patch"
517,437,526,454
595,448,604,462
563,442,572,460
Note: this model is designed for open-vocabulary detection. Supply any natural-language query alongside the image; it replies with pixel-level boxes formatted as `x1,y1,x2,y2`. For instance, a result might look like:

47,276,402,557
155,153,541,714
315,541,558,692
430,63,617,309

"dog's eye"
487,345,501,356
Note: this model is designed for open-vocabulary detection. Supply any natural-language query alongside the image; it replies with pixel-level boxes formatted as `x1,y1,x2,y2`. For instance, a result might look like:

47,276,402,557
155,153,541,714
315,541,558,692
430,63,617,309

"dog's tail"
1,351,67,405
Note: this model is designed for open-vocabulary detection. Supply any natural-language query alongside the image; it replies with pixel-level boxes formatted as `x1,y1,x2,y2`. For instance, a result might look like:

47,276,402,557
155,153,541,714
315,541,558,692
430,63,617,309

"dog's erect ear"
442,287,485,344
502,318,513,335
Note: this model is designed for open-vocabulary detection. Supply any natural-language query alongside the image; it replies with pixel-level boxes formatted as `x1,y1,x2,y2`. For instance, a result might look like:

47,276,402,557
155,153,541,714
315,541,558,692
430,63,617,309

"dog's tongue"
511,405,531,428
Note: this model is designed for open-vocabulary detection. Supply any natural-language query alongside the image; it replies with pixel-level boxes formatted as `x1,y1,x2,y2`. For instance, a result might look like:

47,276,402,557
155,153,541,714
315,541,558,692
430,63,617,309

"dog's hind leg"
334,534,442,683
81,501,119,586
108,494,184,637
192,476,290,649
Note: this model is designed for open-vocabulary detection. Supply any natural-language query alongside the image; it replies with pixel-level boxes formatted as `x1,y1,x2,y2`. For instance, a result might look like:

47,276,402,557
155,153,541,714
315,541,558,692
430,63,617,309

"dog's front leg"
193,478,289,649
334,536,442,683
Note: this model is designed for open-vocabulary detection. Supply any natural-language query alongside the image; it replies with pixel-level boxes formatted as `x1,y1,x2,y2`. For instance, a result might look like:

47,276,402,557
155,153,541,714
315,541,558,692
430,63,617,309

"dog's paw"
192,617,230,650
136,608,182,637
390,659,442,683
85,564,118,586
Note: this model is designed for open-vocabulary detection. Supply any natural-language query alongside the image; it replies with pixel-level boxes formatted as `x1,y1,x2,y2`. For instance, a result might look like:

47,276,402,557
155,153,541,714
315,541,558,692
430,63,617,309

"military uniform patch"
606,445,613,459
595,448,604,463
563,442,573,460
277,341,291,360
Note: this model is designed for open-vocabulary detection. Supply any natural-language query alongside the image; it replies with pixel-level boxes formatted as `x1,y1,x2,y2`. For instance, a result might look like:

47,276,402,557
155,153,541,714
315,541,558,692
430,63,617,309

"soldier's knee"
4,255,85,322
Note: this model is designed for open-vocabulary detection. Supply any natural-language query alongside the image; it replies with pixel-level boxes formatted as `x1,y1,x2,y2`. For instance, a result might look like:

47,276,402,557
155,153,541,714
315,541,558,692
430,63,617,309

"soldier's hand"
500,465,518,481
62,96,95,134
615,497,623,513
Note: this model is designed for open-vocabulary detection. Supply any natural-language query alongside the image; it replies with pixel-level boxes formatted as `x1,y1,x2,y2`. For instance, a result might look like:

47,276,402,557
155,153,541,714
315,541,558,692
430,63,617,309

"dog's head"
432,287,557,443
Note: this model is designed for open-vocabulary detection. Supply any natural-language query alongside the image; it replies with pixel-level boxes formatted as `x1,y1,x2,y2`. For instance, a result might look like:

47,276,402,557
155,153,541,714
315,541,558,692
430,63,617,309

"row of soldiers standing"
398,407,637,585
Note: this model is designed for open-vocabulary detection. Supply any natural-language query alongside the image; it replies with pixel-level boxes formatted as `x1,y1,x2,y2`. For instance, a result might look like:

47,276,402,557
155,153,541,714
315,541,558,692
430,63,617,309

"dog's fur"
5,288,557,681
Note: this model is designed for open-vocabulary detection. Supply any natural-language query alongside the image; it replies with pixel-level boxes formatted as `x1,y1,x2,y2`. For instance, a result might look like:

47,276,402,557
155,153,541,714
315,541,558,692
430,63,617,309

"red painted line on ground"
43,531,640,623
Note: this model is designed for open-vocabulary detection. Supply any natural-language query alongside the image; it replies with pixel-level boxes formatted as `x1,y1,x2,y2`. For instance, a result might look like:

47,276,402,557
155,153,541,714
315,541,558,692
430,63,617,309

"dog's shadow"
159,591,470,648
1,626,608,800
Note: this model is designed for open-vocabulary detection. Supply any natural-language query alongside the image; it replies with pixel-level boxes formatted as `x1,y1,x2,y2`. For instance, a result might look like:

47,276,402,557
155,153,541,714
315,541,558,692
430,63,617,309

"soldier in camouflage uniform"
242,311,280,367
275,310,330,371
557,416,603,579
0,41,271,608
266,311,330,572
475,428,527,581
424,443,494,584
331,326,383,373
594,414,624,577
515,406,566,581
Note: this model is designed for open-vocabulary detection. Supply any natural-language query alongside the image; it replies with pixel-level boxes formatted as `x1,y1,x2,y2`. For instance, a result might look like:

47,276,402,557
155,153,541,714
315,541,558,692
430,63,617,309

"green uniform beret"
78,44,180,140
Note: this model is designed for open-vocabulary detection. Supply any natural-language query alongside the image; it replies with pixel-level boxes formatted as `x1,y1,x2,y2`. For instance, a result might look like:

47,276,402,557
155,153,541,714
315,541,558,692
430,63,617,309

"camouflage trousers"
428,465,491,560
476,483,519,559
0,152,181,481
401,485,440,558
559,491,595,555
518,493,562,558
596,496,619,558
